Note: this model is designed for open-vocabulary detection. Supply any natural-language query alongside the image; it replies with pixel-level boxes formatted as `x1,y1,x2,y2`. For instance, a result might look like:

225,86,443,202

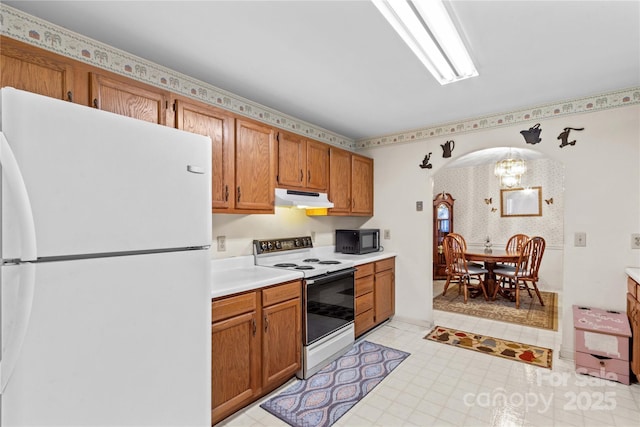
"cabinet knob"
224,185,229,202
237,186,241,203
67,91,73,102
251,318,256,336
93,98,98,108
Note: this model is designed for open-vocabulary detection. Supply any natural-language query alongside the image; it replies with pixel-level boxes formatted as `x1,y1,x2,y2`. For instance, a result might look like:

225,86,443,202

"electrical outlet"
574,232,586,247
311,231,316,242
217,236,226,251
384,229,391,240
632,233,640,249
416,201,423,211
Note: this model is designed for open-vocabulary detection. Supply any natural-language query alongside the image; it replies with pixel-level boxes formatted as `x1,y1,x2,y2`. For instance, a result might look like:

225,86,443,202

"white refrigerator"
0,88,212,426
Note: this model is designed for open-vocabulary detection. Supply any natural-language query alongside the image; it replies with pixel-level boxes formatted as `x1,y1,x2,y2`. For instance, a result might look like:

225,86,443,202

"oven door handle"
305,267,356,285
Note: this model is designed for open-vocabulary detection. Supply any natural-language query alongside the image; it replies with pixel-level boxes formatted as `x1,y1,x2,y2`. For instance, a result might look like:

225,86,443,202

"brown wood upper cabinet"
327,148,374,216
234,119,276,213
175,99,235,210
276,131,329,192
1,37,74,101
90,72,167,124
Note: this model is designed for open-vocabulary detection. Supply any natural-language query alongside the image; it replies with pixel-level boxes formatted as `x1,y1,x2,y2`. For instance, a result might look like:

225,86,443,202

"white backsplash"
210,207,367,259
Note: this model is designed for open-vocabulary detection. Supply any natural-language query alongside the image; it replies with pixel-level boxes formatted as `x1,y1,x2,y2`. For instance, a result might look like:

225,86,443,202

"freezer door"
1,250,211,426
1,88,211,260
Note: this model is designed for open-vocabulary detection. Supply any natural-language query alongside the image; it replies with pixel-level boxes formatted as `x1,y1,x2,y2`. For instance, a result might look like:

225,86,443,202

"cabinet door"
211,311,260,424
90,73,166,124
374,269,395,323
176,100,235,210
629,294,640,378
262,298,301,388
277,131,306,189
1,40,73,101
351,154,374,216
328,147,352,214
235,119,276,212
306,140,329,192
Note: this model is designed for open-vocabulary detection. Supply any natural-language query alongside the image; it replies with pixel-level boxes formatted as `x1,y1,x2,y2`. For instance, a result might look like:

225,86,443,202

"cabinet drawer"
355,309,375,337
355,263,374,279
628,277,637,298
356,292,374,314
355,275,374,297
574,329,630,361
575,351,630,384
212,292,256,323
262,281,301,307
375,257,395,273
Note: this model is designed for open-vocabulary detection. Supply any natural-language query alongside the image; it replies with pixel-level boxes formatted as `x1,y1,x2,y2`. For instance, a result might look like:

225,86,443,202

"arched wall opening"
432,146,564,293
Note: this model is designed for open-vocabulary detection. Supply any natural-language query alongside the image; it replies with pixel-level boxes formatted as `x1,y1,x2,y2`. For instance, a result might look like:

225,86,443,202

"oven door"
304,268,356,345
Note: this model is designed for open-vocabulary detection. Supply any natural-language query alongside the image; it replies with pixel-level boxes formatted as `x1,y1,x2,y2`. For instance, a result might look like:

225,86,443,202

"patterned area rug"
425,326,552,369
433,285,558,331
261,340,409,427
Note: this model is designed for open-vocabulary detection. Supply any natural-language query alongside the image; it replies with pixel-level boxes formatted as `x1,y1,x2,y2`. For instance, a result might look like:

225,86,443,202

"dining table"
464,249,520,300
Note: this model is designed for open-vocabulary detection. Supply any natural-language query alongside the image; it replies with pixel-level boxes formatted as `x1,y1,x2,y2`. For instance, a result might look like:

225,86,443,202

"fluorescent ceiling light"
372,0,478,84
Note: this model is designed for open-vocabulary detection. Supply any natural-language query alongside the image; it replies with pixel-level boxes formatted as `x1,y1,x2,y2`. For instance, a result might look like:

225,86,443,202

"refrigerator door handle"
0,131,37,261
0,263,36,393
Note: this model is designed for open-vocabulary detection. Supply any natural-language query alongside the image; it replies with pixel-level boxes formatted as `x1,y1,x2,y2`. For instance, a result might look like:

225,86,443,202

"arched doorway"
432,147,564,296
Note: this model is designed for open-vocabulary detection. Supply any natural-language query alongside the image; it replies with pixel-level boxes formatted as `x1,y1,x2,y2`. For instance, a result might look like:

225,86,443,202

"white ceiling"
5,0,640,141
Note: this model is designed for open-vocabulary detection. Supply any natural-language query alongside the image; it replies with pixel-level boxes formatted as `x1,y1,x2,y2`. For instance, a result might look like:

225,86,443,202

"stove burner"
318,260,341,265
295,266,315,270
274,263,297,268
303,258,320,263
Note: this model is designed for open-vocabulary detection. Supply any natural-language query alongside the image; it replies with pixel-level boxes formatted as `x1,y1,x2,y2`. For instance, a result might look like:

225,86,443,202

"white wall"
361,105,640,358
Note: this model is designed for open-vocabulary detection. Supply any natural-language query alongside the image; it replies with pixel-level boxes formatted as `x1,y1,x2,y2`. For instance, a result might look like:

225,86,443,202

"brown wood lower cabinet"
211,280,301,425
354,257,395,337
627,275,640,381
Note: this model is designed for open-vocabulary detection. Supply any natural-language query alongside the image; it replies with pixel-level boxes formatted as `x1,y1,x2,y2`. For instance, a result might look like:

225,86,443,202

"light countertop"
211,249,397,299
626,267,640,284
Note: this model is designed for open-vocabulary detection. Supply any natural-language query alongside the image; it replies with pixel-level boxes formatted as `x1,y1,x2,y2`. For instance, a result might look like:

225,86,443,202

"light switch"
416,201,423,211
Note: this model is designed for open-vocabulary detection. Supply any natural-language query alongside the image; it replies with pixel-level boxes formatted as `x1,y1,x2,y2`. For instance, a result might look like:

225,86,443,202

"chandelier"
494,152,526,188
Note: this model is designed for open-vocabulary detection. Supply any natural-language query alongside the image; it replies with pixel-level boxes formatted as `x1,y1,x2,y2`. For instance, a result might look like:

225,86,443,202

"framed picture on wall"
500,187,542,217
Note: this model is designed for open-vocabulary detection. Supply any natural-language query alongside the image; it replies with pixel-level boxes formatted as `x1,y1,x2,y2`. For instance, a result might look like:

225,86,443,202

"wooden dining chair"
506,234,529,254
442,235,489,303
493,236,546,309
447,232,483,268
496,233,529,273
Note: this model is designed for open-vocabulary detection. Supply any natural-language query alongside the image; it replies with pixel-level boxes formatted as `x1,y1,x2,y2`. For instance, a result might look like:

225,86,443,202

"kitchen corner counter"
211,256,302,299
331,250,397,265
626,267,640,284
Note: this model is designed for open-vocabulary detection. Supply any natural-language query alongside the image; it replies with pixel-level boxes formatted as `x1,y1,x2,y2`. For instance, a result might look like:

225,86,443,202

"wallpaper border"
2,4,638,152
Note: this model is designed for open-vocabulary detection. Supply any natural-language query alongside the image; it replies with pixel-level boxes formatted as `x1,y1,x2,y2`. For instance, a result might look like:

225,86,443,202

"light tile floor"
218,309,640,427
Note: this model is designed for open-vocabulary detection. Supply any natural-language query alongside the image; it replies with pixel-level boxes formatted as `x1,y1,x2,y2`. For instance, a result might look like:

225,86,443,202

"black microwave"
335,229,380,254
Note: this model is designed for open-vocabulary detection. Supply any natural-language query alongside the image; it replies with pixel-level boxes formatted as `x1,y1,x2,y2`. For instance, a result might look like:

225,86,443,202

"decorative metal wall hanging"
484,197,492,205
520,123,542,144
419,152,433,169
491,207,497,212
558,127,584,148
441,140,455,158
545,198,554,205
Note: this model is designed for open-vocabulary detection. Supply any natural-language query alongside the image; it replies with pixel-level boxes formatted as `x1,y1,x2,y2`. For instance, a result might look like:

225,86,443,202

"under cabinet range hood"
275,188,334,209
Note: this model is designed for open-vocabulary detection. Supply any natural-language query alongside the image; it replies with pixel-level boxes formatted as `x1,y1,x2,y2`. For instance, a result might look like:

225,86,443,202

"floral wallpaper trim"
356,87,640,149
0,4,352,149
2,4,638,152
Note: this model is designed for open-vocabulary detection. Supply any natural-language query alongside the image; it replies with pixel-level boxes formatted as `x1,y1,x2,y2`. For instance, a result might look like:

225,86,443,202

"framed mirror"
500,186,542,217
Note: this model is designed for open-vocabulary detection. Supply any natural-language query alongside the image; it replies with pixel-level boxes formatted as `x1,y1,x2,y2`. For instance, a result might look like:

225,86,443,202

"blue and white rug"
260,340,410,427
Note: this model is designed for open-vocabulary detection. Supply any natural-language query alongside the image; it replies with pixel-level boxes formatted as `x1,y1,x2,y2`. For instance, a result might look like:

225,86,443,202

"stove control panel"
253,236,313,254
